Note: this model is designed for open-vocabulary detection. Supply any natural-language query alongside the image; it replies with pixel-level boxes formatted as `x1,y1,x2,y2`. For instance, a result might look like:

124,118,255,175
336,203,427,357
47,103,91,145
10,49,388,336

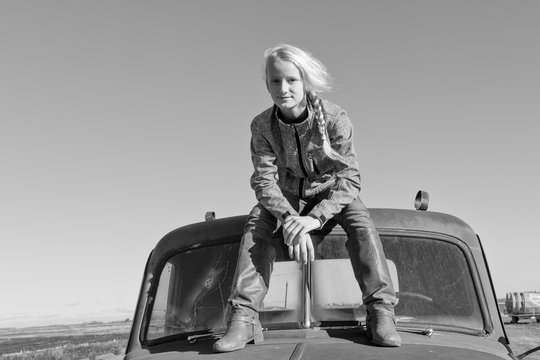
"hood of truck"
125,329,512,360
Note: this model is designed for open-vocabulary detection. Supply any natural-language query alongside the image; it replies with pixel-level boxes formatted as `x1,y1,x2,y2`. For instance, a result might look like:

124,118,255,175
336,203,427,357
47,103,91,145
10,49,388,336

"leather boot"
345,227,401,347
228,204,276,312
366,301,401,347
215,205,275,352
213,306,263,352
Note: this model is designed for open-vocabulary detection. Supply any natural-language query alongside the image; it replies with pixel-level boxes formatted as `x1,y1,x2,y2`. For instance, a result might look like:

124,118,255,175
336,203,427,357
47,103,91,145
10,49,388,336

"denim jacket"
250,98,362,227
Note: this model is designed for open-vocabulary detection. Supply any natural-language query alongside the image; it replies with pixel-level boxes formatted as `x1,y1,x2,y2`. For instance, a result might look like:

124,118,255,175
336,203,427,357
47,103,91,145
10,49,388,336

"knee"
341,211,376,236
345,226,380,252
244,204,277,235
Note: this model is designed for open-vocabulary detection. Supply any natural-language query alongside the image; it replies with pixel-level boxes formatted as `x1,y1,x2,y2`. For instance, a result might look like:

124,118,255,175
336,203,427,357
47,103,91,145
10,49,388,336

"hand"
282,215,320,246
288,233,315,264
282,215,319,264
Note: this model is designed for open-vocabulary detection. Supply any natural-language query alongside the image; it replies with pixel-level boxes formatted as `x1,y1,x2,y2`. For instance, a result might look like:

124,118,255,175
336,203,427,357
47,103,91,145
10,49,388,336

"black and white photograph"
1,1,539,359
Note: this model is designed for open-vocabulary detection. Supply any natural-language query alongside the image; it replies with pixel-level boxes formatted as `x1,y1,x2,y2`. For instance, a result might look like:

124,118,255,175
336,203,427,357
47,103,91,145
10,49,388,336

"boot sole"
213,332,264,353
213,324,264,353
366,328,401,347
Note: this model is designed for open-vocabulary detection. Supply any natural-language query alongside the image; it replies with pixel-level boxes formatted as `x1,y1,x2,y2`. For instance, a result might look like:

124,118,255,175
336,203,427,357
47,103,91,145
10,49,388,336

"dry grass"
505,319,540,360
0,321,130,360
3,319,540,359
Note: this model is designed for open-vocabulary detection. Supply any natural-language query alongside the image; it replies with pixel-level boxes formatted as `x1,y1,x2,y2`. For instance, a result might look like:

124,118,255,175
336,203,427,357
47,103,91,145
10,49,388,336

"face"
266,59,306,120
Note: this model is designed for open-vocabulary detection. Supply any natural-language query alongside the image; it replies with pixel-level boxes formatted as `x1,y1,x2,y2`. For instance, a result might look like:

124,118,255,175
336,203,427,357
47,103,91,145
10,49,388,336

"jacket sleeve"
307,109,362,227
250,124,298,221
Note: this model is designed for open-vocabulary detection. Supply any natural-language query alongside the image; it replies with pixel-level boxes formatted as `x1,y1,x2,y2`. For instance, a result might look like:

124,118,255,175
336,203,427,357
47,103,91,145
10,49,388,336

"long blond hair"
264,44,338,159
264,44,331,93
308,91,341,160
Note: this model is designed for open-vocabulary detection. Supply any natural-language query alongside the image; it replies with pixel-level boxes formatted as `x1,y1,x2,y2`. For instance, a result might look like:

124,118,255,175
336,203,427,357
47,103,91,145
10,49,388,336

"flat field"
1,319,540,359
0,321,131,360
505,320,540,360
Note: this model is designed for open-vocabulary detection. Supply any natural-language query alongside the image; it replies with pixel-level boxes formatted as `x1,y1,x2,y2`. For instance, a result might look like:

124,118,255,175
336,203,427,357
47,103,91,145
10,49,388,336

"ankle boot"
366,301,401,347
213,306,263,352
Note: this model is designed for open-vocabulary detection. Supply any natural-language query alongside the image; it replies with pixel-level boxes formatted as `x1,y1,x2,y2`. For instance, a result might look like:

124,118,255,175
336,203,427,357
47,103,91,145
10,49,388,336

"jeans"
229,189,397,312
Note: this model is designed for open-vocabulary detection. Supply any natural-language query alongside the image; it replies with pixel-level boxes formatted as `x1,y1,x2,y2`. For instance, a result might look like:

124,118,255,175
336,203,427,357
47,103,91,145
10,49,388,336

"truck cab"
124,192,527,360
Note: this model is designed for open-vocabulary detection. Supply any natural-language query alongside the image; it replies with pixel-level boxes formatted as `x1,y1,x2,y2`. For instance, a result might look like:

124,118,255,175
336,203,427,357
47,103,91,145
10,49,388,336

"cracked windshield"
146,234,483,341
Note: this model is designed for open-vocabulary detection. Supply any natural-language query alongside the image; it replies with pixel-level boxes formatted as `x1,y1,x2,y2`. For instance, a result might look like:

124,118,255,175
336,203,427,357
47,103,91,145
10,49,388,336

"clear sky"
1,0,539,328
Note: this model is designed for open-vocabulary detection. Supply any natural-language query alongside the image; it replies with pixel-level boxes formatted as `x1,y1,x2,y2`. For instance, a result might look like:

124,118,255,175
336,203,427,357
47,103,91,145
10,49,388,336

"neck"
278,106,308,124
278,96,308,122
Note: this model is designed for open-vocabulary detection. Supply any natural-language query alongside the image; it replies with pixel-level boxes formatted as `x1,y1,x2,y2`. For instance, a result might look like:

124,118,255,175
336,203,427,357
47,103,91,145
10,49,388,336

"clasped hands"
282,215,320,264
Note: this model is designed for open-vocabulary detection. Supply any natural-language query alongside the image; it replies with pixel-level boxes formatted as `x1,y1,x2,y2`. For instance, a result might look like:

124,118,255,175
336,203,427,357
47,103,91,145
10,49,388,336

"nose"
278,80,289,94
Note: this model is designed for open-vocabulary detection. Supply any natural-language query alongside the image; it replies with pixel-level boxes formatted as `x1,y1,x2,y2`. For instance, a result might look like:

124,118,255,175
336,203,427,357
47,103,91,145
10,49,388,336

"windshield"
308,235,483,330
144,233,483,341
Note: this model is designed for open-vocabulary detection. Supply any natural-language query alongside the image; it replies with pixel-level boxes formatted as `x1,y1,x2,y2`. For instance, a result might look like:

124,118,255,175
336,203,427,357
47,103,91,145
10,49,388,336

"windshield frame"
377,229,492,335
139,228,492,346
140,239,240,346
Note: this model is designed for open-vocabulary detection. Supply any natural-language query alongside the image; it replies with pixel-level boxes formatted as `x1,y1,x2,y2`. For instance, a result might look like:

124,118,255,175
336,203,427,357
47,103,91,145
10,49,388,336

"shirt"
249,98,362,227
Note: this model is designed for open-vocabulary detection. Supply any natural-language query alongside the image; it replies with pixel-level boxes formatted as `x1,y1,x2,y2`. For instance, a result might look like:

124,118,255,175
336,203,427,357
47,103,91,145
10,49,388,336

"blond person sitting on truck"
213,44,401,352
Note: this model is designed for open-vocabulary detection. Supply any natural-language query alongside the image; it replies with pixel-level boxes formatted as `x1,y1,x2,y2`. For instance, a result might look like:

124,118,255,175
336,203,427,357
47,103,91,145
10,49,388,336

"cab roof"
149,208,480,269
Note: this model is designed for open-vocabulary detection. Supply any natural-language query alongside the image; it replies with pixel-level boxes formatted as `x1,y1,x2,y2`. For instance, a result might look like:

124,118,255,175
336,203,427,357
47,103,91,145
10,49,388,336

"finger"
288,237,299,258
297,227,309,239
284,228,292,246
292,228,308,250
306,236,315,262
294,234,305,264
283,216,297,228
294,243,300,263
282,223,291,244
283,219,292,231
286,226,301,247
300,237,308,264
283,225,293,246
283,216,294,224
283,227,292,246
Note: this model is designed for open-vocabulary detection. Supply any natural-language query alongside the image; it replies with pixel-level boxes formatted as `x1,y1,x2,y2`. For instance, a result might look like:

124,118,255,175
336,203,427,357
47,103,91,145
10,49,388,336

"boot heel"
252,319,264,344
365,313,401,347
365,323,373,341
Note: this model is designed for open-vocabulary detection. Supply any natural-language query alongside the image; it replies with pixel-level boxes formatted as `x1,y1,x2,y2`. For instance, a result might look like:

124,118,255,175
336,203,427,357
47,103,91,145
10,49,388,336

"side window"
147,262,175,339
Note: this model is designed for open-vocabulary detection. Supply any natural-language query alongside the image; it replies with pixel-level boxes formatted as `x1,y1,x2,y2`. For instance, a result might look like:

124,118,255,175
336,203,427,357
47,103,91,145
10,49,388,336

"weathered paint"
125,209,515,360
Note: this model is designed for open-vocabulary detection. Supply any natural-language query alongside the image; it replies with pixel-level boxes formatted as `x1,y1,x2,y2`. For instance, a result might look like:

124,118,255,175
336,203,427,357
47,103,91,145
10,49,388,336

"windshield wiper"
319,320,433,337
396,326,433,336
186,330,225,344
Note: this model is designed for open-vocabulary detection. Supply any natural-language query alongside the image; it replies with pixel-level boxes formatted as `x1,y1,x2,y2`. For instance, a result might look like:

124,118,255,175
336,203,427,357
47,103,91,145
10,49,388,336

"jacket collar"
272,101,315,132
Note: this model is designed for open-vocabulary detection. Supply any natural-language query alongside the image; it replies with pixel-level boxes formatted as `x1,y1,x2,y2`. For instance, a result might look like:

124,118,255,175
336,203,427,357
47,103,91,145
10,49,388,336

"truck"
124,191,540,360
505,291,540,323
